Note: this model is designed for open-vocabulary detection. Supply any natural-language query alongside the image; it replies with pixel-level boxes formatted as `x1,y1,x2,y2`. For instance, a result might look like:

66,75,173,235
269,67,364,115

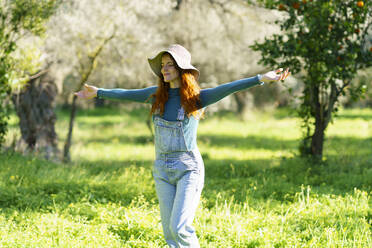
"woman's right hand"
74,84,98,99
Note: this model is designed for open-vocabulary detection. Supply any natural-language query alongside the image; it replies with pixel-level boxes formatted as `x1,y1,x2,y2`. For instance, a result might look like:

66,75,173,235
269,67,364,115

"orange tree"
250,0,372,159
0,0,60,148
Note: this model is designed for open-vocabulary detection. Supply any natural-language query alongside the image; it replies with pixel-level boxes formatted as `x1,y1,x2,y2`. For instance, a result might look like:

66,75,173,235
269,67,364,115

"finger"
282,72,287,80
285,72,290,79
283,72,290,80
284,70,290,77
281,73,286,80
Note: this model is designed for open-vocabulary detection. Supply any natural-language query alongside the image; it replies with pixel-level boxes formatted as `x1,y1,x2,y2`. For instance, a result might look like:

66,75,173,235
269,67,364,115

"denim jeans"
152,109,204,248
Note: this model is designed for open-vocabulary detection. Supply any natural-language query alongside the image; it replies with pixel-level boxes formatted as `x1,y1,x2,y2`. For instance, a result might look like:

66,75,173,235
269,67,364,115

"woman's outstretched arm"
75,84,157,103
200,68,290,108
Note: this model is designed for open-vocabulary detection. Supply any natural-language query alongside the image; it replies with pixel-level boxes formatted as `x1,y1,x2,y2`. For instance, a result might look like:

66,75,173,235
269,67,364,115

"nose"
162,67,170,77
162,65,169,72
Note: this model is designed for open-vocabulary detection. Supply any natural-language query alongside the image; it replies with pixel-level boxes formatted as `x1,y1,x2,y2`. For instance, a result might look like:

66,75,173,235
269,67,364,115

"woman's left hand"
261,68,290,83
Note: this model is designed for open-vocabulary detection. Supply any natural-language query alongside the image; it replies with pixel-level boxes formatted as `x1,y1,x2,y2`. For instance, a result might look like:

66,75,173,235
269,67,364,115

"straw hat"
148,44,200,80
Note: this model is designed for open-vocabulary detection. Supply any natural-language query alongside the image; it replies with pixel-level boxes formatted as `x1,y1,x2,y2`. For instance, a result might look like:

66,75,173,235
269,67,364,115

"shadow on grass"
1,150,371,215
0,181,153,210
0,155,156,213
83,134,153,145
1,130,371,214
324,136,372,156
198,134,298,150
201,154,372,208
75,118,152,129
56,105,151,120
76,130,297,151
76,133,371,158
335,112,372,121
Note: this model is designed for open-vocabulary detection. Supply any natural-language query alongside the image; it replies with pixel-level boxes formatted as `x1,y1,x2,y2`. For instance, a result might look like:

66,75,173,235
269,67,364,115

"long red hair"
149,69,204,119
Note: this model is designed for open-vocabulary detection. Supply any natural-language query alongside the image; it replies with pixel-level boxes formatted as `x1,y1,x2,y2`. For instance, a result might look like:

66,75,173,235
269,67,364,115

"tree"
44,0,172,161
250,0,372,159
11,69,60,160
0,0,60,149
63,31,116,162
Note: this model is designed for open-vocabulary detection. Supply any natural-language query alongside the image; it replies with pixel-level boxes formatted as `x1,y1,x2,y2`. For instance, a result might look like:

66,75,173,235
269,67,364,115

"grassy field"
0,106,371,247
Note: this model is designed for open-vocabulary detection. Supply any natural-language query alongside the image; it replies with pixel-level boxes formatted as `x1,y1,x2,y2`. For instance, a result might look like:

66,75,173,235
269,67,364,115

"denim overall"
152,107,204,248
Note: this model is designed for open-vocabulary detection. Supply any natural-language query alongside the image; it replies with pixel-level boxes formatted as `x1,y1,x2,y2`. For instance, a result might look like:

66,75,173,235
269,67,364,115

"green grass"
1,106,371,247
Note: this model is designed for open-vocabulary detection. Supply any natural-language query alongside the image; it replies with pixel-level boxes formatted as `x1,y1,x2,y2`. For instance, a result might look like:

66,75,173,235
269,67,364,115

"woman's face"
161,53,180,82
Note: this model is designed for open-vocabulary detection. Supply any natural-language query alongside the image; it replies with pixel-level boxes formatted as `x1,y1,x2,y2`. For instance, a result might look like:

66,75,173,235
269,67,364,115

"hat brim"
148,51,199,81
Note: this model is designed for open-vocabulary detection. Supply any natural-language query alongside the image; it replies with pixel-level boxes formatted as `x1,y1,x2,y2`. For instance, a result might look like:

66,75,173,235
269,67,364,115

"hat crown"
167,44,191,62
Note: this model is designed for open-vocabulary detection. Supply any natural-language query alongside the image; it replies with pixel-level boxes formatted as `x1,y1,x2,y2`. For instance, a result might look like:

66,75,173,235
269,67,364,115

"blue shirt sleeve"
200,75,264,108
97,86,158,103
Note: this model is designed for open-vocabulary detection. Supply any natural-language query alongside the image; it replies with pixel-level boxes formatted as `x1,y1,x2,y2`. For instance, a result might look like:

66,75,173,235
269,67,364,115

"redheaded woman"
75,44,290,247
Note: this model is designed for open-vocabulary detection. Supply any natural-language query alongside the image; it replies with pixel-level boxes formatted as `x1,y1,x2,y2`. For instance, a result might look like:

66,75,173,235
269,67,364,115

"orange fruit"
279,4,287,11
293,2,300,9
357,1,364,7
370,47,372,52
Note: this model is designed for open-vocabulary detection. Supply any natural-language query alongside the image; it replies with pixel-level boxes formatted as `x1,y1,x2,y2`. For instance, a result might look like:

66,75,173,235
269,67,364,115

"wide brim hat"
148,44,200,81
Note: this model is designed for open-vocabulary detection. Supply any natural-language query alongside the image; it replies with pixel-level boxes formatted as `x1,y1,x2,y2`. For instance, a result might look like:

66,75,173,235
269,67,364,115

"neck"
169,77,181,88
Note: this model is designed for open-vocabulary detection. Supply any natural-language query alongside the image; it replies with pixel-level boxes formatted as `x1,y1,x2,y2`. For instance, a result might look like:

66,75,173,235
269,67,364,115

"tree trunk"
63,95,77,163
233,91,254,121
311,81,338,159
94,97,105,108
311,116,325,159
308,81,337,160
0,83,11,149
11,71,60,161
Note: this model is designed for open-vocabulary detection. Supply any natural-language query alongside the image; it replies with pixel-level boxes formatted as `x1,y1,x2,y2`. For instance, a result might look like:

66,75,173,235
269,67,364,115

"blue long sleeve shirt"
97,75,264,121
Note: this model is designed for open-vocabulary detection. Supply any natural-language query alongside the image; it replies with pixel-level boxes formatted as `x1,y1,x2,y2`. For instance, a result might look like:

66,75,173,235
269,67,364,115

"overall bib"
152,107,204,248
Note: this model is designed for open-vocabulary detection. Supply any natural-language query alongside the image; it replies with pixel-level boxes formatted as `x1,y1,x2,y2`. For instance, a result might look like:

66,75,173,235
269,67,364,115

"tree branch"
76,27,116,91
324,81,337,128
28,69,49,80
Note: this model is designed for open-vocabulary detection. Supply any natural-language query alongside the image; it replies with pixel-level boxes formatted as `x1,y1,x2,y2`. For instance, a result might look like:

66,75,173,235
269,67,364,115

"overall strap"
177,107,185,121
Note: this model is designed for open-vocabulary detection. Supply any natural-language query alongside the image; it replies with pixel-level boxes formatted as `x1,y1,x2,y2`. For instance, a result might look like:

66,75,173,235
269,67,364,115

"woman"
75,44,290,248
